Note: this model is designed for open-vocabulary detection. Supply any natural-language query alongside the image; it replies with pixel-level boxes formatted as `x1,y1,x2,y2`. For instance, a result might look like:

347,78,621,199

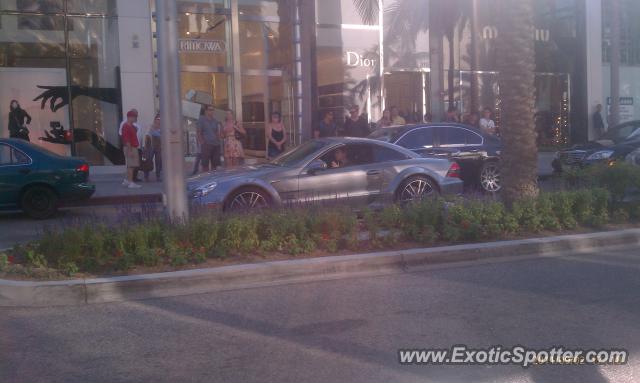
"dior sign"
345,51,377,68
179,39,226,53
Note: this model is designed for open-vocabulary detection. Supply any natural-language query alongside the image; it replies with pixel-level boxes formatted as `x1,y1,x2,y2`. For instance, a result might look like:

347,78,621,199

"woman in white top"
479,107,497,135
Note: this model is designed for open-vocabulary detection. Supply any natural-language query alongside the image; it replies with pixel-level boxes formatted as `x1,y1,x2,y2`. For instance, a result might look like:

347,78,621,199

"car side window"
371,145,408,163
442,127,466,146
0,144,30,166
397,128,434,149
465,130,483,145
0,144,10,165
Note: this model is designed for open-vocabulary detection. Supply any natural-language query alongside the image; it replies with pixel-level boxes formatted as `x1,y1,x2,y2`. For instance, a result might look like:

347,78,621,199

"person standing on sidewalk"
121,110,142,189
593,104,606,138
479,107,497,136
119,108,142,183
266,111,287,159
344,106,369,137
197,105,222,172
148,113,162,181
222,109,246,167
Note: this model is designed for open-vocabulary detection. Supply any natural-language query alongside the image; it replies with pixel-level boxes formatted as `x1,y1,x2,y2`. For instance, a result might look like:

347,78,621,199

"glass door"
240,72,293,157
383,71,429,123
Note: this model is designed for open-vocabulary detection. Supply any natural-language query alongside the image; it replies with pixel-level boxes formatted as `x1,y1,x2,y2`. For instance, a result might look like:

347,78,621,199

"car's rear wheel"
225,187,270,212
21,185,58,219
480,161,501,193
396,175,438,203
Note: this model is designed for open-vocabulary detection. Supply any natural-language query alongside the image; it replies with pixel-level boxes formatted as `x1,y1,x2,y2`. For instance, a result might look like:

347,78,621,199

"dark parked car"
0,138,95,218
553,120,640,171
188,137,463,211
369,123,502,192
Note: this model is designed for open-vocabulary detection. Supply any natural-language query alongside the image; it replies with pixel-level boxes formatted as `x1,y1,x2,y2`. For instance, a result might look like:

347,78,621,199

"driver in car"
330,147,349,168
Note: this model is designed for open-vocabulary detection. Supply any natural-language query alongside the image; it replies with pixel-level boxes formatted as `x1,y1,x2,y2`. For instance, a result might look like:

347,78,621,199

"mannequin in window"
8,100,31,141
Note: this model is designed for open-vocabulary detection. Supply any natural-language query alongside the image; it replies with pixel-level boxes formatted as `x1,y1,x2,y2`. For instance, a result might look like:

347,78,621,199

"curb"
2,228,639,307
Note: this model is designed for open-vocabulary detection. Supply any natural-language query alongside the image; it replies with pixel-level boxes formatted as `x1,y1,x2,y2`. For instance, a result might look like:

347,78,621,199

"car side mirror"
307,159,327,175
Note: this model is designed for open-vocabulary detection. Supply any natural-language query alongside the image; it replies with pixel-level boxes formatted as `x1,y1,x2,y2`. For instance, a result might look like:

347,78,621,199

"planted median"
2,163,640,280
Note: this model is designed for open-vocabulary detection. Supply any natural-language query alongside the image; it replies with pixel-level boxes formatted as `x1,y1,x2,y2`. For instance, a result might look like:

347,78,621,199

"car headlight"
192,182,218,198
586,150,614,161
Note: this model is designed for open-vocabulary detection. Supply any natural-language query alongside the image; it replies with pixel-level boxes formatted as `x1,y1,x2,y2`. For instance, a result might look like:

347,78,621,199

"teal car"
0,138,95,218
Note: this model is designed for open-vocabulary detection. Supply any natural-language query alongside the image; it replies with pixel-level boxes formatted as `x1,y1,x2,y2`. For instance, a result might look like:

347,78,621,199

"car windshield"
601,121,640,143
369,127,403,143
271,140,331,167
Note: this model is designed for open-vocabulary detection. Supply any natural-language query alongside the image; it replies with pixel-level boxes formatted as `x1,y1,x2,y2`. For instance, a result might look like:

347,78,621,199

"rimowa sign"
179,39,226,53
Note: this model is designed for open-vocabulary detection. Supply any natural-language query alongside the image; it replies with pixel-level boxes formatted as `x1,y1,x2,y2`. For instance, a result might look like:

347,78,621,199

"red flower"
322,233,330,241
461,220,470,229
7,255,15,264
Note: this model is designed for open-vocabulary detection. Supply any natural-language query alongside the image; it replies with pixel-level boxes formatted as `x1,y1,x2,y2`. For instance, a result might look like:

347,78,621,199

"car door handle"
367,170,382,176
19,168,30,175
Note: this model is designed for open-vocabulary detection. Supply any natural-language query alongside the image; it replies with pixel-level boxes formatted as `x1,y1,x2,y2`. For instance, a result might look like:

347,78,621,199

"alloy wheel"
228,191,268,211
399,178,434,202
480,163,501,193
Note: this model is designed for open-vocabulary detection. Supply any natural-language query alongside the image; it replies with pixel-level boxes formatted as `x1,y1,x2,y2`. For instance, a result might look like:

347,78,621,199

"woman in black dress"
266,111,287,159
8,100,31,141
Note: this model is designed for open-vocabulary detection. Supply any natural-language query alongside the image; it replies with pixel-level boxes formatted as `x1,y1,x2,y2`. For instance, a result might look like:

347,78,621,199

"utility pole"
156,0,189,221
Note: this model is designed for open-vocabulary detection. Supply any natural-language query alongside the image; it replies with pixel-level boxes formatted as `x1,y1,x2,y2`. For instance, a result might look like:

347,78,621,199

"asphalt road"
2,246,639,383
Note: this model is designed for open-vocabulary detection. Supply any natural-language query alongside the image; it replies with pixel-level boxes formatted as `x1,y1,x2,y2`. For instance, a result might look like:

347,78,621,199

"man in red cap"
119,108,142,183
121,110,142,188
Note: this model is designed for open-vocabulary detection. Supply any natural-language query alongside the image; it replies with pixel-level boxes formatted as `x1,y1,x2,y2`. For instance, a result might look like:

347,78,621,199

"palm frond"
352,0,380,25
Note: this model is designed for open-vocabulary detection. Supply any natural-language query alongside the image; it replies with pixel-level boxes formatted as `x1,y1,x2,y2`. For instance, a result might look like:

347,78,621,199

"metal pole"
156,0,189,221
609,0,621,126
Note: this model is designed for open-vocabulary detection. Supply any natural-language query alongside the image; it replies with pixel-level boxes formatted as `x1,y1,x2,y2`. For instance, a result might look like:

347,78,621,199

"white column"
585,0,604,139
116,0,156,137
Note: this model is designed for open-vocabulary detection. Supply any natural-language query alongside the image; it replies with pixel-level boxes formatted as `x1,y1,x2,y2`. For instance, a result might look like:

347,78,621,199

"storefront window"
2,0,64,13
383,0,429,70
0,4,121,164
316,26,380,124
239,20,292,70
316,0,379,25
177,0,227,14
67,16,120,164
66,0,117,15
238,0,284,19
178,11,229,69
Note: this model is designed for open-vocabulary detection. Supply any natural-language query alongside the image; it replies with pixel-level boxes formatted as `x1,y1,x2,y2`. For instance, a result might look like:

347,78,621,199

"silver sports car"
188,137,463,211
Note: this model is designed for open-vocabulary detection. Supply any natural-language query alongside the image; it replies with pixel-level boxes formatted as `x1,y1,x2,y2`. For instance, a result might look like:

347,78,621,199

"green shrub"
536,194,562,231
549,192,578,229
568,162,640,205
401,200,444,244
0,253,8,270
511,198,543,233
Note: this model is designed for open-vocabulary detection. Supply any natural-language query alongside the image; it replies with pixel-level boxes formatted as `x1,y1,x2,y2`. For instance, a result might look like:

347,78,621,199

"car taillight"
446,162,461,178
76,164,89,173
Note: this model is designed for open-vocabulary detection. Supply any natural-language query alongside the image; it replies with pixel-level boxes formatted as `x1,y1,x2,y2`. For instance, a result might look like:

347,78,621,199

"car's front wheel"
21,185,58,219
396,175,438,203
225,187,270,212
480,161,501,193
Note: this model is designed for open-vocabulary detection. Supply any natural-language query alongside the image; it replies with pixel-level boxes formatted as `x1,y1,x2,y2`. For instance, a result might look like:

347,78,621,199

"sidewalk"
76,153,558,206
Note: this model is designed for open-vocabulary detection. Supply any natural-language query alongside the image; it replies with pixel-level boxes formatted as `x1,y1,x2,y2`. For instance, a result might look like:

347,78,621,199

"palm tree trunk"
496,0,538,204
609,0,621,126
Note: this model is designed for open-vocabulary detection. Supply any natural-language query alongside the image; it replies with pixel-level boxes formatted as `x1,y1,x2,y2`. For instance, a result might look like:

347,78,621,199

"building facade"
0,0,637,165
